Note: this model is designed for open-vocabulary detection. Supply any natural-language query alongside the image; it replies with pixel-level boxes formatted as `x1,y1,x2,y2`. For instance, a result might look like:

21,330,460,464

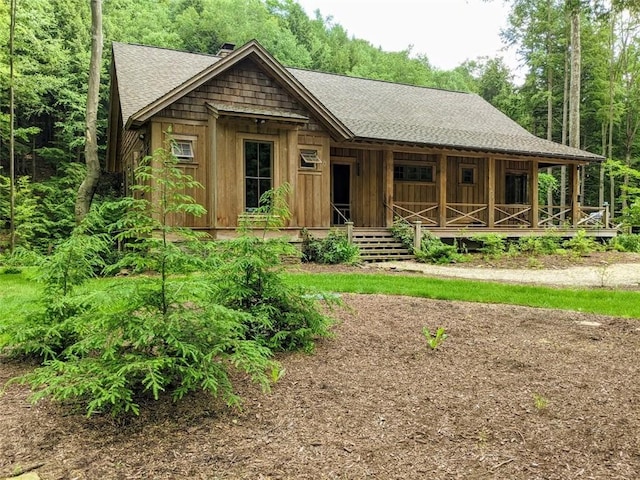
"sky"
295,0,520,74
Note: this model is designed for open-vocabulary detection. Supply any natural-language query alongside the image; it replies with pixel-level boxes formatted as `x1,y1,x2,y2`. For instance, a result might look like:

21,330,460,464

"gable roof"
111,41,603,162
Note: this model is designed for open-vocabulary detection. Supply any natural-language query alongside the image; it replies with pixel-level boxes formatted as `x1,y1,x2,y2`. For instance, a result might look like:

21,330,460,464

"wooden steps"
352,229,414,262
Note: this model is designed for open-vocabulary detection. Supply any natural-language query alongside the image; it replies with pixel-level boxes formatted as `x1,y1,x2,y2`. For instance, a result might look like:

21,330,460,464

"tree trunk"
75,0,103,223
569,4,581,150
9,0,16,252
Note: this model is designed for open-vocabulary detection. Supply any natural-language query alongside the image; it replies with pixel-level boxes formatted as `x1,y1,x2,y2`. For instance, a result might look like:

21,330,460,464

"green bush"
470,233,507,258
609,233,640,253
562,229,602,256
389,218,415,251
302,230,360,264
415,232,464,264
3,148,280,417
517,233,562,255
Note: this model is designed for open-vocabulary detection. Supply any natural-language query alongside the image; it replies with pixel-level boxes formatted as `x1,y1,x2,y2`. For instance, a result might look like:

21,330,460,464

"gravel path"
374,261,640,288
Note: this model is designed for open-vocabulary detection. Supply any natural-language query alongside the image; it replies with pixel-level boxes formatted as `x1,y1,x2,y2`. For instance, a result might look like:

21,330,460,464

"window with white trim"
171,139,195,163
300,149,322,170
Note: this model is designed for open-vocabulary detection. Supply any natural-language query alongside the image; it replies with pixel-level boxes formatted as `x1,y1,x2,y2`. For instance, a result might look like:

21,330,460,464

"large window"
505,173,528,204
245,140,273,211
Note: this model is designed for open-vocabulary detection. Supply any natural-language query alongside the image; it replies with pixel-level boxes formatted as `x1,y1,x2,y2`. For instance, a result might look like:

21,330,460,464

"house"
107,40,612,243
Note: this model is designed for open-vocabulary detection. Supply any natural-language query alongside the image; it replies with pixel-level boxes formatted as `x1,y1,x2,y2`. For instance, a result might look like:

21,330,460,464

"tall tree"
75,0,102,221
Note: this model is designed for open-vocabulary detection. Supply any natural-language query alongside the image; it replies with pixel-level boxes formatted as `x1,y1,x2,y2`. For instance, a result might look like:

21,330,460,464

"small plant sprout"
532,393,549,411
422,326,448,350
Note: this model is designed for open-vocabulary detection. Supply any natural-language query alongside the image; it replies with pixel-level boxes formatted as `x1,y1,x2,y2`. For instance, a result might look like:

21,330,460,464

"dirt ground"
2,258,640,479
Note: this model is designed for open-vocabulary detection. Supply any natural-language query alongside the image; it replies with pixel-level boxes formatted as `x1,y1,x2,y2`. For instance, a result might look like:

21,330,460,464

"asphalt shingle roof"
112,42,602,161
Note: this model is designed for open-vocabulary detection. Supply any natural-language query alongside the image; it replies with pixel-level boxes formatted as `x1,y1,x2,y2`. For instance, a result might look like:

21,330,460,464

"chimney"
217,42,236,57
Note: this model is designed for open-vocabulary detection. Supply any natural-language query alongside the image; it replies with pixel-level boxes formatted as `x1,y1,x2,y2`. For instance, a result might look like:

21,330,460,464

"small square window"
460,166,475,185
171,140,195,162
300,149,321,169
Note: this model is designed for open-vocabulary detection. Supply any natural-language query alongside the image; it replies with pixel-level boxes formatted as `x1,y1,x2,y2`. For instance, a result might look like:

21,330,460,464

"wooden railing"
445,203,487,226
331,202,351,225
391,202,438,225
390,202,615,230
495,204,531,227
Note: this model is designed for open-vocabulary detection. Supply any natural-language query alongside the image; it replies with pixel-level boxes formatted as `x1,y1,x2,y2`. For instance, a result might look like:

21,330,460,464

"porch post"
438,154,447,227
487,156,495,228
346,221,354,243
383,150,394,227
571,164,580,227
414,221,422,251
531,160,539,228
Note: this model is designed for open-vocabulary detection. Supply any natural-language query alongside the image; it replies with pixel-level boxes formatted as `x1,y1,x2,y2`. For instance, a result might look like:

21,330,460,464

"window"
245,140,273,211
505,173,528,204
459,165,476,185
171,139,195,163
393,164,434,182
300,149,321,169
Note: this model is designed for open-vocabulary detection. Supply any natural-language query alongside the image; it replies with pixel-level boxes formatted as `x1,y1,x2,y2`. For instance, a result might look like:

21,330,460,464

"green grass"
285,272,640,319
0,268,41,319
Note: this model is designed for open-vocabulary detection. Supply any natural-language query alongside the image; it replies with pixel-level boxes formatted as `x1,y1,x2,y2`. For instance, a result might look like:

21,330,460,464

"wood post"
571,164,580,227
346,221,354,243
438,154,447,227
531,160,539,228
488,157,495,228
383,150,394,227
414,221,422,251
604,202,610,229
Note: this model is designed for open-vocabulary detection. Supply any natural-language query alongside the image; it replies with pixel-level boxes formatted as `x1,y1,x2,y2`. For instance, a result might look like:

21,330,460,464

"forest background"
2,0,640,252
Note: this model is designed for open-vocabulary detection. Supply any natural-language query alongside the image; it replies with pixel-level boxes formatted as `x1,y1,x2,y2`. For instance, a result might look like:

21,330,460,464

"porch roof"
288,68,602,161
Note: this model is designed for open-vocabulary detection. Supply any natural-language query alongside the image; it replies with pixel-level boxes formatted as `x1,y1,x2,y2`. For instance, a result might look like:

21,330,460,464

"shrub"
4,148,280,417
302,230,360,264
389,218,414,252
610,234,640,253
214,186,336,352
517,233,562,255
470,233,507,258
415,232,464,264
562,229,602,256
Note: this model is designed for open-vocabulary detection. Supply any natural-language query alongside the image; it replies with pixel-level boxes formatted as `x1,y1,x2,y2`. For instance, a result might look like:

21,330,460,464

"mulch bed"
2,292,640,479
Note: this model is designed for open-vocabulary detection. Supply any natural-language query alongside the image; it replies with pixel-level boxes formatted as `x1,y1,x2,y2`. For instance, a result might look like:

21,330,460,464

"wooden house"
107,40,612,246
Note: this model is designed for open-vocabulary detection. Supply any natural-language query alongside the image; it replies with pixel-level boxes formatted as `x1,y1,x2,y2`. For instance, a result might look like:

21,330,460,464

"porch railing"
331,202,351,225
389,202,615,229
391,202,438,225
445,203,488,226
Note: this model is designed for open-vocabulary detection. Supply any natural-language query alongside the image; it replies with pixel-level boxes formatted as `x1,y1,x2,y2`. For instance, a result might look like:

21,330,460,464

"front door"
332,163,351,225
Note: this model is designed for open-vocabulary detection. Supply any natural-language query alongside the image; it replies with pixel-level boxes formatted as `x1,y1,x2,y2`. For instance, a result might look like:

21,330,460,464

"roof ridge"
112,41,223,59
286,66,474,96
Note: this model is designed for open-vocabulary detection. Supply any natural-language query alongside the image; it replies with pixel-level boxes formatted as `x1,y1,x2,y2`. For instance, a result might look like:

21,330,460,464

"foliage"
389,218,414,252
516,233,562,255
609,233,640,252
532,393,549,411
301,229,360,265
3,148,280,417
562,230,603,256
538,172,559,200
422,326,448,351
470,233,507,258
212,185,336,352
415,232,464,265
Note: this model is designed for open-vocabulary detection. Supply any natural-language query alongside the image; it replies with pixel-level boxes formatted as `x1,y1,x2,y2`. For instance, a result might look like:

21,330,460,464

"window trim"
458,164,477,186
169,135,197,164
244,139,274,212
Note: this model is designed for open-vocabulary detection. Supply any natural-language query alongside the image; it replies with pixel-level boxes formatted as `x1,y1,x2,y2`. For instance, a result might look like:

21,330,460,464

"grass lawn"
285,272,640,319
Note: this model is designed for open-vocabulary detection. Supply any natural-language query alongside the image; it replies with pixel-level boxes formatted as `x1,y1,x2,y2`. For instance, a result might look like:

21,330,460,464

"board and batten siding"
150,120,210,229
296,132,331,228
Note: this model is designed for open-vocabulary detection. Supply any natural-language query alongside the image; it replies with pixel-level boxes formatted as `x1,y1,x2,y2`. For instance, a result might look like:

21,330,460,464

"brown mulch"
2,291,640,479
